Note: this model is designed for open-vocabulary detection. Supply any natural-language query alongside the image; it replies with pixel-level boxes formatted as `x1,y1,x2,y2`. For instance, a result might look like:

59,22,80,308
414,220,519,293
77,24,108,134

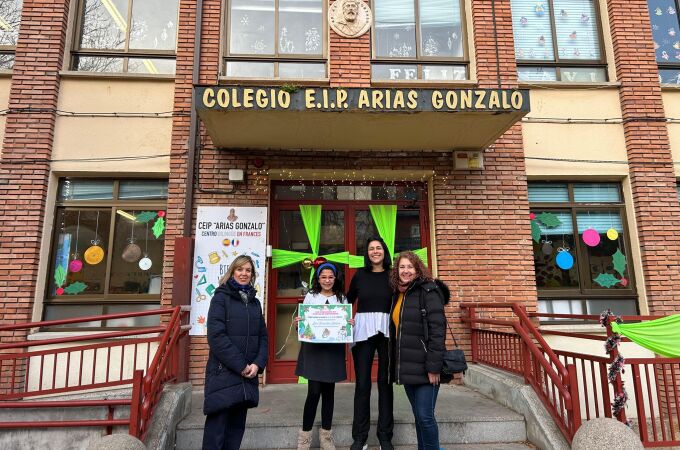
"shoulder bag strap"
420,285,459,348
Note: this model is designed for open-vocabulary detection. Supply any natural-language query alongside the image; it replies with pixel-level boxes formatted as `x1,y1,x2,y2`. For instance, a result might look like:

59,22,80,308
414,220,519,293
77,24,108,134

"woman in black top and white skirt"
295,262,353,450
347,237,394,450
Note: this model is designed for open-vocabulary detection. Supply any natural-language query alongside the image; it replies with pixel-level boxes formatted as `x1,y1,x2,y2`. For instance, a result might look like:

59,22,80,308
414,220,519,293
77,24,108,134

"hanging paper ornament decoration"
538,35,546,46
535,3,546,16
63,281,88,295
580,13,589,23
535,212,562,228
607,228,619,240
85,242,105,265
569,31,577,40
594,273,621,288
560,9,568,18
139,257,152,271
541,239,553,255
69,258,83,273
520,16,528,26
556,248,574,270
122,242,141,262
582,228,601,247
138,221,153,271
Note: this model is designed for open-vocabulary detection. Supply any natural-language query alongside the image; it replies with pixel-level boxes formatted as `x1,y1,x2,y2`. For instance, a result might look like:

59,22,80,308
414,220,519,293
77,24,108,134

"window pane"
49,209,111,297
576,211,630,290
129,0,178,51
553,0,601,61
58,179,115,201
43,305,104,328
573,183,621,203
275,304,300,360
372,64,418,80
647,0,680,64
119,180,168,199
105,304,161,327
277,211,312,296
511,0,555,61
660,68,680,84
395,211,421,253
109,209,165,294
374,0,417,58
585,298,637,316
419,0,463,58
226,61,275,78
279,62,326,78
74,56,125,73
79,0,129,50
127,57,176,74
0,0,22,46
0,53,14,69
528,183,569,202
560,66,606,82
538,299,584,315
229,0,275,55
532,210,579,289
517,66,557,81
278,0,323,55
422,65,466,80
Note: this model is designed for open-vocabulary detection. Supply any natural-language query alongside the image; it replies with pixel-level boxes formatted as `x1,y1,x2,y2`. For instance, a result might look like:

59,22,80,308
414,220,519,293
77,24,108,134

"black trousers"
302,380,336,431
351,333,394,443
202,405,248,450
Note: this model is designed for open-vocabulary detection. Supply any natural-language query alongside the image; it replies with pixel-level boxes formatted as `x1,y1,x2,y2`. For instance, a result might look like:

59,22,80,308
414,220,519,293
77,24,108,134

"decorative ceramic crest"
329,0,372,38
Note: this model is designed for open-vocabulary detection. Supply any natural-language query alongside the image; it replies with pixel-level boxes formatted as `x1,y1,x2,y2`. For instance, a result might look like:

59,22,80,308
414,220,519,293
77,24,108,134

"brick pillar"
329,0,371,87
607,0,680,316
436,0,537,362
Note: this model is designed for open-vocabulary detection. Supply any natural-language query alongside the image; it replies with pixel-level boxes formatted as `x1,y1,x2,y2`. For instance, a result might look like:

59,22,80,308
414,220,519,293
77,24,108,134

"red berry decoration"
158,211,166,217
620,277,628,287
529,213,536,220
56,287,64,296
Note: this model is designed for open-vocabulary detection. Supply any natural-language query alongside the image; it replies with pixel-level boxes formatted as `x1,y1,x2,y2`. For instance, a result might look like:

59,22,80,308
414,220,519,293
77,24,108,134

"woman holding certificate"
202,255,268,450
347,237,394,450
389,251,449,450
295,262,353,450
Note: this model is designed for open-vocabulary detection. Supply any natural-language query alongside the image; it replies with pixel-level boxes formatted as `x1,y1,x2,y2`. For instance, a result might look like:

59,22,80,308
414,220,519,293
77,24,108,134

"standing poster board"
189,207,267,335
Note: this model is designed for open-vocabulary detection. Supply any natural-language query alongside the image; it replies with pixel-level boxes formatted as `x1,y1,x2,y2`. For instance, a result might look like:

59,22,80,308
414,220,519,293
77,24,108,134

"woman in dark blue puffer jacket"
202,255,268,450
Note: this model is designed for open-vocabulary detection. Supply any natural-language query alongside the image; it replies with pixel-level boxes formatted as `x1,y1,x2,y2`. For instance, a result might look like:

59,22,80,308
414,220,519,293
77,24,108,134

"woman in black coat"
202,255,268,450
389,251,449,450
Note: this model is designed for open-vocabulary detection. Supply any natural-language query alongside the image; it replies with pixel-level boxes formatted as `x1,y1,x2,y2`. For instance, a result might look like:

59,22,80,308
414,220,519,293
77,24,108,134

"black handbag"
419,288,468,382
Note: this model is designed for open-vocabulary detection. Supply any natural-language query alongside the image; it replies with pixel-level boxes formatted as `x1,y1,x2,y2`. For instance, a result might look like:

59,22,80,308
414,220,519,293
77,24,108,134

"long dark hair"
363,237,392,271
310,264,346,302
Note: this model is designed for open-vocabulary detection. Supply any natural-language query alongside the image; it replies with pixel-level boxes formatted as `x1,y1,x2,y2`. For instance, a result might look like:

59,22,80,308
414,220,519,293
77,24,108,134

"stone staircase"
176,384,533,449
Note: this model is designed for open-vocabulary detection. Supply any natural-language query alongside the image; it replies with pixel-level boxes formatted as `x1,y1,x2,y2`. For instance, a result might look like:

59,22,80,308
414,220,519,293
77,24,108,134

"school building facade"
1,0,680,387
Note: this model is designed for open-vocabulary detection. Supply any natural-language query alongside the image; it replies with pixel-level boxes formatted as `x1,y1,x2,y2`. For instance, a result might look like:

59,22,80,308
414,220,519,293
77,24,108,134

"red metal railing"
0,306,189,439
462,304,680,447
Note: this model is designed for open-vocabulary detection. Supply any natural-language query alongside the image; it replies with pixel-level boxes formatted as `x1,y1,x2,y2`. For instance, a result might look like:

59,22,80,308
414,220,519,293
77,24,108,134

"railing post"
567,364,582,438
469,307,478,362
631,364,649,444
128,369,144,438
606,319,628,424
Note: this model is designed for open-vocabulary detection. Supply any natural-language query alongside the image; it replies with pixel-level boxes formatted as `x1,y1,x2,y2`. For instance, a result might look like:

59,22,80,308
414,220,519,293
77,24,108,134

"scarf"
228,277,254,295
397,280,411,293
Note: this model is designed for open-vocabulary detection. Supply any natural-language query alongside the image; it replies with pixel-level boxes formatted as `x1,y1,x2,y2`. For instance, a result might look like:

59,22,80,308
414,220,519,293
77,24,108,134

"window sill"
540,324,604,333
370,79,478,88
661,83,680,91
217,77,330,86
518,81,621,90
59,70,175,82
0,69,12,78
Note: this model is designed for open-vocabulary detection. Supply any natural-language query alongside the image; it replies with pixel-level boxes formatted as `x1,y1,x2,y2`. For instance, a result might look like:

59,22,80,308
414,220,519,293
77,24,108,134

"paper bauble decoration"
582,229,601,247
607,228,619,241
69,259,83,273
139,257,152,271
541,240,553,255
122,243,142,262
556,250,574,270
84,245,105,265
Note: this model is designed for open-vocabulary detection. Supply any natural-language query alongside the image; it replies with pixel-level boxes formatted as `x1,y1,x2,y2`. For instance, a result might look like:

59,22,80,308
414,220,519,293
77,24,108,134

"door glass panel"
275,304,300,360
276,210,345,296
355,210,422,260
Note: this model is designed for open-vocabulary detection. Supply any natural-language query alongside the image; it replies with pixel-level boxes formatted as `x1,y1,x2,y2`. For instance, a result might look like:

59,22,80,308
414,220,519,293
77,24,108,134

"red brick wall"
607,0,680,316
329,0,371,87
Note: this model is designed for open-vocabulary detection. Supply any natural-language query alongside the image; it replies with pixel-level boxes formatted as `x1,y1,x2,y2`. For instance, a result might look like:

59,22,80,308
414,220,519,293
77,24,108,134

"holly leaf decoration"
54,265,67,288
63,281,87,295
136,211,158,224
594,273,621,288
613,248,627,277
536,212,562,228
531,220,541,243
152,217,165,238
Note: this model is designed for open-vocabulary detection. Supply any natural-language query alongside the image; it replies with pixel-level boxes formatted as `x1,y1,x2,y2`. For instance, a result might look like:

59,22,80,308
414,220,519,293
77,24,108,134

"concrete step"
176,384,528,450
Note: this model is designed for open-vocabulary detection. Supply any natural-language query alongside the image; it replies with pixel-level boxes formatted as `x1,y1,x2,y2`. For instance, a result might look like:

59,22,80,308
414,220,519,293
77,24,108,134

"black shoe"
379,441,394,450
350,441,368,450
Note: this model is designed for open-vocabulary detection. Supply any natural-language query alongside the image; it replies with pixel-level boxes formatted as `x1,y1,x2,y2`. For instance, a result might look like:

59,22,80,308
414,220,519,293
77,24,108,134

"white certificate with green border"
298,304,353,344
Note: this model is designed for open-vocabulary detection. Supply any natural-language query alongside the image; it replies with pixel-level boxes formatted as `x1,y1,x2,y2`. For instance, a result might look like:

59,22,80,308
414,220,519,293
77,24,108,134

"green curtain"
300,205,321,256
369,205,397,257
611,314,680,358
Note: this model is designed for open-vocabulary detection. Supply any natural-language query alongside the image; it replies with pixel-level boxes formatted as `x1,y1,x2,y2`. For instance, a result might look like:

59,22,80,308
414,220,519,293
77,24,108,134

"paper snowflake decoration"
241,15,249,26
389,42,413,58
424,36,439,56
251,39,266,53
305,28,321,52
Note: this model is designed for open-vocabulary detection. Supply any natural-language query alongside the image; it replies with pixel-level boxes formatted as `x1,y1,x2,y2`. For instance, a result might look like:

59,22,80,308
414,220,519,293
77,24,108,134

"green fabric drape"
611,314,680,358
369,205,397,257
300,205,321,256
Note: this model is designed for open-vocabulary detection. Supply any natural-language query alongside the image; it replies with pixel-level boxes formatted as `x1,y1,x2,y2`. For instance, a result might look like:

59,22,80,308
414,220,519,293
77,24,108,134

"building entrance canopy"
195,86,530,151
